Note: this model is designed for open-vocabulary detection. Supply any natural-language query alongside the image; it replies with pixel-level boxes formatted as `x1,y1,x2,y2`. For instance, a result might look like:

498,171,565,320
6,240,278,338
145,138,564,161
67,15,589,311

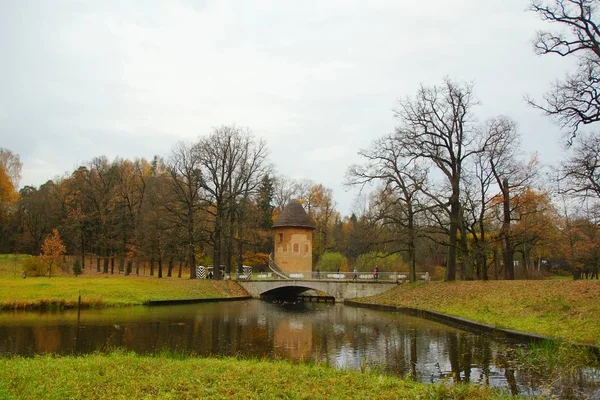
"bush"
431,266,446,281
22,257,47,277
72,258,82,276
316,252,348,272
243,252,269,270
355,252,408,272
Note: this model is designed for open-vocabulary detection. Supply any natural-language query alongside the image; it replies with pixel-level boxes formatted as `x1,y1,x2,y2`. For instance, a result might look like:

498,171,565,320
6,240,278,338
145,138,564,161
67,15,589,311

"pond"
0,300,598,398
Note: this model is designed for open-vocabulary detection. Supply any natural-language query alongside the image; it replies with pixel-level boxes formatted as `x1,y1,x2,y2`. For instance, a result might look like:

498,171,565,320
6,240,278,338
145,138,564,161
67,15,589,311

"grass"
0,255,248,309
0,352,523,400
356,280,600,345
0,276,249,309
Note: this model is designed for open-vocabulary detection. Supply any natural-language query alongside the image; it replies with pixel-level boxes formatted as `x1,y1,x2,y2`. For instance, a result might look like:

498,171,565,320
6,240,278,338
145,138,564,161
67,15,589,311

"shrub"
243,252,269,270
355,252,408,272
316,252,348,272
431,266,446,281
22,256,47,277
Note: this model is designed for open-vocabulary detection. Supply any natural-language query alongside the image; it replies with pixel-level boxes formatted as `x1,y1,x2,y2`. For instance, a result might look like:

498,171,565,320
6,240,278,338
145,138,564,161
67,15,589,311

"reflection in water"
0,301,598,397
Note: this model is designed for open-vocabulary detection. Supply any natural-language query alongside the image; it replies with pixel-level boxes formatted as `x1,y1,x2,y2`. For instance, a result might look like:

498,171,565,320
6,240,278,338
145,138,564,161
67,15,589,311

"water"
0,300,598,398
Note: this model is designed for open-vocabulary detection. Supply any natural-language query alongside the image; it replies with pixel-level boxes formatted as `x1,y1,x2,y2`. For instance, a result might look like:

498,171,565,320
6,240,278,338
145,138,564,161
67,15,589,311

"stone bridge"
238,279,398,302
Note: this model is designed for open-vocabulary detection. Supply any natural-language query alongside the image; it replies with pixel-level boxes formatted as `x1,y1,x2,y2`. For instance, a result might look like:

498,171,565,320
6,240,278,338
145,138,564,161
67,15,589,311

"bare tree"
165,142,204,278
483,117,540,279
529,0,600,140
272,176,302,213
196,125,270,279
393,78,480,281
347,134,428,282
558,131,600,198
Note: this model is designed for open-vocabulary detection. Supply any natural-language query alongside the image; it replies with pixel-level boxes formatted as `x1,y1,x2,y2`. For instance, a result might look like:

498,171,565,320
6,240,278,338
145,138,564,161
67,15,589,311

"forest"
1,0,600,283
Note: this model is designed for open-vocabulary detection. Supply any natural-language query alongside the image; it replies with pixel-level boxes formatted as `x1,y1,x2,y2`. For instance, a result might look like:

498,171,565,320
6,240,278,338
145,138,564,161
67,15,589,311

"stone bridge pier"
238,280,398,302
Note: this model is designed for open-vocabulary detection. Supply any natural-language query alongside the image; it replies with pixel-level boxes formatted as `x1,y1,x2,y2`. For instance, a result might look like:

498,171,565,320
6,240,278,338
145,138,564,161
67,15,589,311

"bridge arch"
238,280,398,302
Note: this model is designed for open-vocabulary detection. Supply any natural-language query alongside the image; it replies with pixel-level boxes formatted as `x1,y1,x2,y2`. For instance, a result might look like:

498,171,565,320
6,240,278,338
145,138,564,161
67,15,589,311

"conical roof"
272,200,315,230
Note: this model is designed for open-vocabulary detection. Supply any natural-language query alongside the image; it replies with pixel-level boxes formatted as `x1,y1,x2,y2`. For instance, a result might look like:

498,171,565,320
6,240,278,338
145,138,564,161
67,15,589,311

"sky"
0,0,577,216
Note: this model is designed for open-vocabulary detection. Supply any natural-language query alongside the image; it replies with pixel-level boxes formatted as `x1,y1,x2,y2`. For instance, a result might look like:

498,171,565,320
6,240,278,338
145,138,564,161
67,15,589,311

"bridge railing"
234,271,430,282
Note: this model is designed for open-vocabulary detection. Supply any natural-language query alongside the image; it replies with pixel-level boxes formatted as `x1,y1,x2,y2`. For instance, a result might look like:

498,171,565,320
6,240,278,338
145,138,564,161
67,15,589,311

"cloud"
0,0,575,214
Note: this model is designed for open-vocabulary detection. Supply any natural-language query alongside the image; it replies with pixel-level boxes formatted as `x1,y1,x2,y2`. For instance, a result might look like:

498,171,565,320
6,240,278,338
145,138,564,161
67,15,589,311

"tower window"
278,233,283,243
293,243,299,253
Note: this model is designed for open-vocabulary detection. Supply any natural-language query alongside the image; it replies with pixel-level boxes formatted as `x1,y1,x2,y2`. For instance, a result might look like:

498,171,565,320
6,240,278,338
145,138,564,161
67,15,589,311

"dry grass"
357,280,600,345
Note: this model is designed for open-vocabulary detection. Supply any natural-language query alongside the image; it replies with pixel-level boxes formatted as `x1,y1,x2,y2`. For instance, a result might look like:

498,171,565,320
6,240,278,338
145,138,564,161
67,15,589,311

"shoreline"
344,299,600,352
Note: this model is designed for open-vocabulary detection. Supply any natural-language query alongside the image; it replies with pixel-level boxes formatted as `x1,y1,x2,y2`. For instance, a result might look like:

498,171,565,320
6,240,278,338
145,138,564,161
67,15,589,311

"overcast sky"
0,0,576,215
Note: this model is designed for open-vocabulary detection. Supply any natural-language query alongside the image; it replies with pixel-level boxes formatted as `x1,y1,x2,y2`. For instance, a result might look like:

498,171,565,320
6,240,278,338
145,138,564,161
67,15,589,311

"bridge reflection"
0,301,595,397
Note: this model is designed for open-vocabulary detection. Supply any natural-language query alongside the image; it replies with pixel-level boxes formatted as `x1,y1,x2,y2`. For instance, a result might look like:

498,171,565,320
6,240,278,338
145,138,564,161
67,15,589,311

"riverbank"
0,276,249,310
354,280,600,346
0,352,519,399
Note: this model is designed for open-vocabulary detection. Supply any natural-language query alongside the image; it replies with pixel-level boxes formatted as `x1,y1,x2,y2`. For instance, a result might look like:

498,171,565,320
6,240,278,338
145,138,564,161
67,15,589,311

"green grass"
0,276,248,309
0,254,28,278
0,352,523,400
0,254,249,309
356,280,600,345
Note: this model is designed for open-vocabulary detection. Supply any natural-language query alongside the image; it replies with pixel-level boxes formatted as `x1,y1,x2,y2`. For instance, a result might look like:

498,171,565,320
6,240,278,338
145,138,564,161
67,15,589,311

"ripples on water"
0,300,598,398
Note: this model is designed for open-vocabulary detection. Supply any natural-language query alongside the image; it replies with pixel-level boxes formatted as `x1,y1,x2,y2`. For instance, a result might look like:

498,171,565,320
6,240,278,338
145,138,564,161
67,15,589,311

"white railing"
267,254,289,280
235,271,430,282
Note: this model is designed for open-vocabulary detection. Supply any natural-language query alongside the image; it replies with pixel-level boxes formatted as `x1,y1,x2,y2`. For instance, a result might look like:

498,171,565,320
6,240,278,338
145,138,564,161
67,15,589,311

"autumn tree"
0,148,23,188
303,184,337,265
76,157,119,274
112,158,150,275
510,189,558,275
0,164,18,252
393,78,481,281
41,228,67,278
15,181,65,255
529,0,600,140
482,117,539,279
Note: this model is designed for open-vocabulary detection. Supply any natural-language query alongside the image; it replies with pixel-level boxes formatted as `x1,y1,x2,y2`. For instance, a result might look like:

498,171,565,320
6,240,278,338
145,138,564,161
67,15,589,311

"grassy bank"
0,352,519,400
0,277,249,310
356,280,600,345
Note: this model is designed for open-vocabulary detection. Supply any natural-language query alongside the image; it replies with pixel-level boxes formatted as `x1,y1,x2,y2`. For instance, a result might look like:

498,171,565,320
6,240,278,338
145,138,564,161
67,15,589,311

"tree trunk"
167,257,173,277
178,257,183,278
481,244,488,281
158,255,163,278
150,256,155,276
110,256,114,274
187,209,196,279
81,234,85,271
446,199,460,281
479,214,488,281
96,256,101,273
119,256,124,275
493,248,500,280
213,206,223,280
103,256,109,274
408,211,416,283
459,209,473,281
502,178,514,280
135,259,140,276
224,209,234,276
